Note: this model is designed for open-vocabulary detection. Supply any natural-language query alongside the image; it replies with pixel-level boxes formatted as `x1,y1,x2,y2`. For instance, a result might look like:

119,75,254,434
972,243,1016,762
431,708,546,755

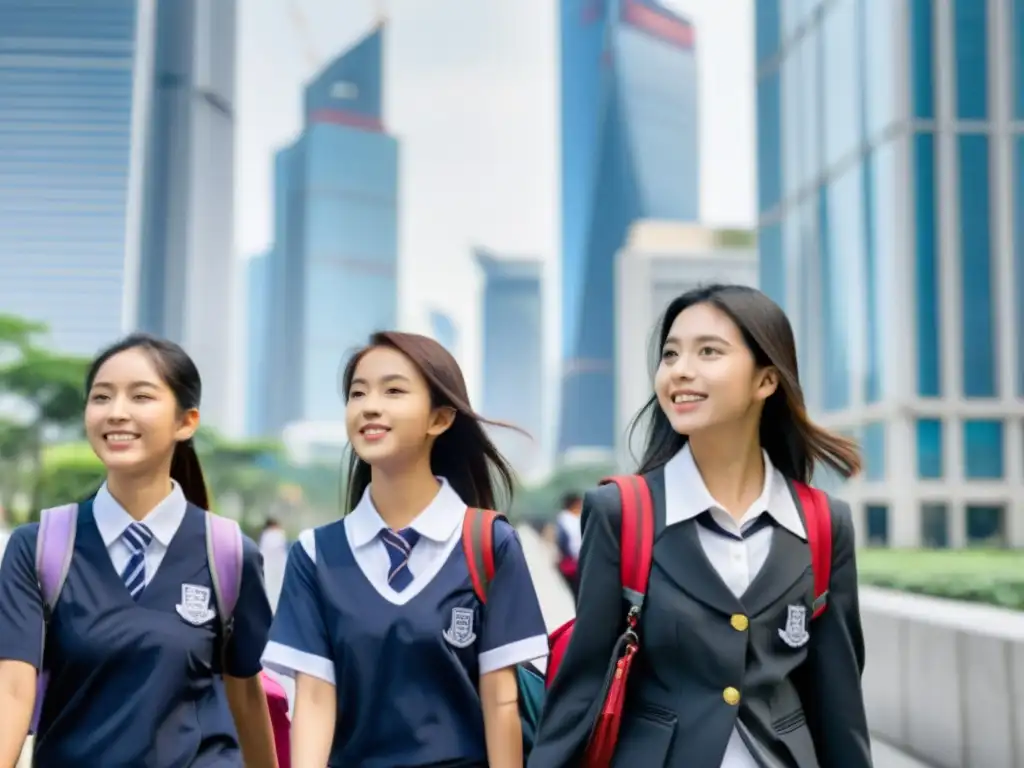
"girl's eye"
661,349,677,360
349,391,365,400
89,394,108,403
385,388,405,395
133,394,153,402
698,346,721,357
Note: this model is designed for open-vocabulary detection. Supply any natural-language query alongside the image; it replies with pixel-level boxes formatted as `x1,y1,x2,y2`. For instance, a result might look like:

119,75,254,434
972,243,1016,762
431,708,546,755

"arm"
528,486,623,768
262,531,336,767
795,500,873,768
0,527,44,768
477,523,549,768
222,537,277,768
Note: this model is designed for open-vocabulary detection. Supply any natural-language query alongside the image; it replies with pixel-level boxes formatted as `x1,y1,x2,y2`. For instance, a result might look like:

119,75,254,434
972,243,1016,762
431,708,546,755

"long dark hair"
628,284,861,483
86,333,210,509
340,331,520,512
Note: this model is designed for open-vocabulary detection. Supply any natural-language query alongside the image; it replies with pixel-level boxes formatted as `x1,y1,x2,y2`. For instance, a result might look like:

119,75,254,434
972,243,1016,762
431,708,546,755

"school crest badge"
442,607,477,649
778,604,810,648
175,583,217,626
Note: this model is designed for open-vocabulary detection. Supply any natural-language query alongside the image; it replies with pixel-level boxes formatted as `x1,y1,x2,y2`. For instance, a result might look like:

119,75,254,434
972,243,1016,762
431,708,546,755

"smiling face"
654,301,778,437
84,347,198,475
345,345,455,468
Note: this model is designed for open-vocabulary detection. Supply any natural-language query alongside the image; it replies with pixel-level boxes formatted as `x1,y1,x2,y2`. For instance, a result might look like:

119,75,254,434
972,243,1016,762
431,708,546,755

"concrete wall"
861,586,1024,768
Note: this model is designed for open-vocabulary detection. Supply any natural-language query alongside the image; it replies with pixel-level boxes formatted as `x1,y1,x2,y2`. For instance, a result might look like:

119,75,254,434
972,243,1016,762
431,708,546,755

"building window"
1015,136,1024,396
757,70,782,213
963,419,1004,479
1016,0,1024,118
865,504,889,546
862,422,885,480
953,0,988,120
756,0,781,66
966,504,1005,547
862,151,881,404
909,0,935,119
914,132,940,396
959,135,997,398
759,222,784,309
916,418,943,478
920,503,949,548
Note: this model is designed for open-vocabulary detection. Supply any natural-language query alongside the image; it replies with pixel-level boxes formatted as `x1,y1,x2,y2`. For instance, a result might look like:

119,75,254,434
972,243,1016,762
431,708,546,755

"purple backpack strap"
31,503,79,735
205,512,243,643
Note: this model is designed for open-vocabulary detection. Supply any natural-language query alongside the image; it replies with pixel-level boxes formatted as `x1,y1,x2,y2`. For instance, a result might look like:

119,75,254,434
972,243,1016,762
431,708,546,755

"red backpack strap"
792,482,832,619
462,507,507,604
599,475,655,609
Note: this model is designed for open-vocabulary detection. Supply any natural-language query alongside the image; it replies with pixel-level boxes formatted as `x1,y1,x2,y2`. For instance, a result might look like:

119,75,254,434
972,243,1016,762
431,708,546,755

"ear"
174,407,200,443
754,367,780,402
426,405,457,437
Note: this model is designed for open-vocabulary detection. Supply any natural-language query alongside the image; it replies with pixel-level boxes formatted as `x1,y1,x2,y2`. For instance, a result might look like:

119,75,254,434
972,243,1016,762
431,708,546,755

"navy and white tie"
121,522,154,600
696,509,775,541
382,528,421,592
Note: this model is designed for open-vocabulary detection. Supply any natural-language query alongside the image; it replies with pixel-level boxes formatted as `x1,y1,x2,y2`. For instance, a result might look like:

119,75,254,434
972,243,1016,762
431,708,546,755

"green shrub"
857,548,1024,611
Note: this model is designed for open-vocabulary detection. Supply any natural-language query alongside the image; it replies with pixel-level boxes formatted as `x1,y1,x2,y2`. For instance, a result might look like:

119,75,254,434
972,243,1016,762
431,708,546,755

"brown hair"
629,284,861,482
340,331,522,512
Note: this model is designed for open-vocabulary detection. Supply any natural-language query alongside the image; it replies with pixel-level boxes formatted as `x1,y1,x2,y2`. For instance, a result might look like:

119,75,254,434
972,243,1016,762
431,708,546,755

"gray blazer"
527,467,873,768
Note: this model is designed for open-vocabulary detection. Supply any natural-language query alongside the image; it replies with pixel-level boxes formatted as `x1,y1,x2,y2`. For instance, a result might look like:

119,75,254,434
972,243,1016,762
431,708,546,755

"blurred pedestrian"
264,332,548,768
0,334,278,767
554,492,583,601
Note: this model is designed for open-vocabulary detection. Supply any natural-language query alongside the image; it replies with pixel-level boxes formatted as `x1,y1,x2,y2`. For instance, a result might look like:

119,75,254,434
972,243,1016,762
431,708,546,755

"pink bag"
261,671,291,768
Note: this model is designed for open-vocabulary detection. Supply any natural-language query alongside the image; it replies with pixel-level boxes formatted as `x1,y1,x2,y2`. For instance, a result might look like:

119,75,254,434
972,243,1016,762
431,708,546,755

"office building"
755,0,1024,546
245,252,270,437
263,24,399,434
476,249,545,479
558,0,699,459
0,0,238,431
615,222,757,468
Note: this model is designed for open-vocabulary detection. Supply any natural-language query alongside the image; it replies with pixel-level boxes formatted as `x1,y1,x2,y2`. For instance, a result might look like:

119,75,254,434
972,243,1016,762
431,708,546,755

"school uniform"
262,478,549,768
528,446,873,768
0,482,273,767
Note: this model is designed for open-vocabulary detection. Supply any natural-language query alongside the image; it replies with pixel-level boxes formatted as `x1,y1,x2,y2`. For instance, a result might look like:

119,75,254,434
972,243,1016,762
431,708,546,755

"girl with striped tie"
263,331,548,768
0,334,278,767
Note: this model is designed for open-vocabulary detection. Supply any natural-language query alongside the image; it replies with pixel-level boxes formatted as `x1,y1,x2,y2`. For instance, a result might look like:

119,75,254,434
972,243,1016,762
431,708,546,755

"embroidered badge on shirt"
175,583,217,626
442,606,478,649
778,604,810,648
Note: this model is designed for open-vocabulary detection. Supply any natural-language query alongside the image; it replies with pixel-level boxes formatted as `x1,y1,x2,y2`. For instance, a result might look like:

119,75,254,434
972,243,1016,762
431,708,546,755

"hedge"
857,548,1024,611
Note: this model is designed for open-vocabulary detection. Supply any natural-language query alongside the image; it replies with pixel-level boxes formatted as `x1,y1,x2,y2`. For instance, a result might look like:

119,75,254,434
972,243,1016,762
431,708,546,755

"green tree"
194,427,283,526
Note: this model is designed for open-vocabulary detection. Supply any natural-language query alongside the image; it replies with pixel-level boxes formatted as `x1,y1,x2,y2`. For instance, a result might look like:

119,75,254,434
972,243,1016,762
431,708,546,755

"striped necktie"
696,509,775,541
121,522,154,600
382,527,421,592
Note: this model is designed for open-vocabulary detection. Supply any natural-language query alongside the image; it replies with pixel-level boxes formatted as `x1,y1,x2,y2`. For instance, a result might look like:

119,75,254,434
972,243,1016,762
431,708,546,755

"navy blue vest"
314,522,488,768
35,499,241,767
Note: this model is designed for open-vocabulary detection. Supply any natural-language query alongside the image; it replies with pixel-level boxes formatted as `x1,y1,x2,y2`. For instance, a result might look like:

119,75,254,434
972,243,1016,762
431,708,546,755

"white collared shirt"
663,444,806,768
297,477,466,607
92,480,188,585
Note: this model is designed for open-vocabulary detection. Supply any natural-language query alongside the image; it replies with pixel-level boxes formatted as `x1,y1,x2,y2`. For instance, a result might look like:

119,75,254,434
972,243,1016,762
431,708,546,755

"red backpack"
544,475,834,767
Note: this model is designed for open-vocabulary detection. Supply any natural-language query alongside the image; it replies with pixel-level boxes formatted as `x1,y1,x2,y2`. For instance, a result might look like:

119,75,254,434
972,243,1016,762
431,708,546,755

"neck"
688,421,764,520
106,471,173,521
369,455,441,530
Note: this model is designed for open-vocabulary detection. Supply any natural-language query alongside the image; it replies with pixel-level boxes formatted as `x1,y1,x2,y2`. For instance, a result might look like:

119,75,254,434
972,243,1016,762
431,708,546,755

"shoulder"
296,519,345,564
491,516,520,554
4,523,39,561
240,532,262,565
820,491,855,549
580,480,628,533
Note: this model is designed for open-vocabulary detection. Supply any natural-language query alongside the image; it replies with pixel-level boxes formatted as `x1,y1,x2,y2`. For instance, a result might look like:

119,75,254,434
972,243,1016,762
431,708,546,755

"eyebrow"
90,380,161,390
664,334,733,347
350,374,412,387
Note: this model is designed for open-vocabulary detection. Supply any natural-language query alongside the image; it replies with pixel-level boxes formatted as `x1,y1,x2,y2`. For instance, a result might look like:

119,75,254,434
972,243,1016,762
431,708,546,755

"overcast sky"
233,0,755,409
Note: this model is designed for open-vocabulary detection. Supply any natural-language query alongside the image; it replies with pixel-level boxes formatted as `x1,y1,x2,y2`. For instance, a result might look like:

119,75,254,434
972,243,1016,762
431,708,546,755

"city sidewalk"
516,525,934,768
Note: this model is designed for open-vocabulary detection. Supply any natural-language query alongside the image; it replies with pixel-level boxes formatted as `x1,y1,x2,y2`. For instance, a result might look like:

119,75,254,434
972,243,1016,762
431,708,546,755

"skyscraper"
245,252,270,437
263,24,399,433
558,0,699,458
428,310,459,360
476,249,544,478
0,0,238,431
135,0,239,433
755,0,1024,547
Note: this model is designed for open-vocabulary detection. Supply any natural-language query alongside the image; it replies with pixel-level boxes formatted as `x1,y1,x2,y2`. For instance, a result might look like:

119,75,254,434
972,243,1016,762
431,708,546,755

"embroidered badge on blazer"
778,604,810,648
175,583,217,626
442,606,478,648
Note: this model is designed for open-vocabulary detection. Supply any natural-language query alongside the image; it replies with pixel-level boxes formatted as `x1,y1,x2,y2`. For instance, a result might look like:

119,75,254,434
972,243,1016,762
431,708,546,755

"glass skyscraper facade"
0,0,140,355
246,251,270,437
261,25,399,432
756,0,1024,547
558,0,699,457
428,310,459,361
476,249,545,477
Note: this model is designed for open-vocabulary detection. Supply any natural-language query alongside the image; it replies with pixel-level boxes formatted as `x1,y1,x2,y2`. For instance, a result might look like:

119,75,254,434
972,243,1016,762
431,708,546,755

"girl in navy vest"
530,285,872,767
263,331,549,768
0,334,278,767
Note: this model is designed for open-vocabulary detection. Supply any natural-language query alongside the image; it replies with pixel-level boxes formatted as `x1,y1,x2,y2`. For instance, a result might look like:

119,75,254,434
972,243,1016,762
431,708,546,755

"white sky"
233,0,755,409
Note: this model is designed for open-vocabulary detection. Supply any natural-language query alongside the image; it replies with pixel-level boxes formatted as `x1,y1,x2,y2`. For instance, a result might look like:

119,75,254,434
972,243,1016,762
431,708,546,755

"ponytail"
171,438,210,509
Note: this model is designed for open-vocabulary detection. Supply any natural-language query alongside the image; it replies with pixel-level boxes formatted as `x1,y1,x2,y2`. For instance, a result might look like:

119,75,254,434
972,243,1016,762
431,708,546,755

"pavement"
515,525,934,768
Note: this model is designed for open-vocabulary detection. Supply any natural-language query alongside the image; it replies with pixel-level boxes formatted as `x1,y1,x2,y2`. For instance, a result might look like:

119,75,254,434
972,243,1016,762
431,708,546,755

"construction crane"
287,0,387,75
